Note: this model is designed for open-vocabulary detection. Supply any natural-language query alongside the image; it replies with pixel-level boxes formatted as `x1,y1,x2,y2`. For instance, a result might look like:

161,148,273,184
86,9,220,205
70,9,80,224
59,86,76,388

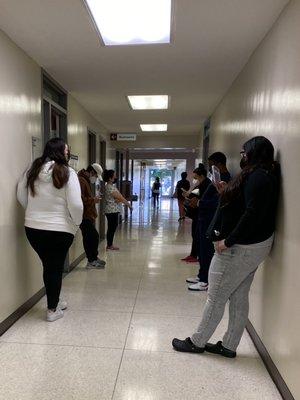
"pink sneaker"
106,246,120,251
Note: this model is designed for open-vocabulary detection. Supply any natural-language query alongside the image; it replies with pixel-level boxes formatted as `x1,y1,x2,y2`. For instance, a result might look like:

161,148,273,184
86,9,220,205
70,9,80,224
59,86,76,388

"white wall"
0,30,43,322
208,1,300,397
0,29,112,323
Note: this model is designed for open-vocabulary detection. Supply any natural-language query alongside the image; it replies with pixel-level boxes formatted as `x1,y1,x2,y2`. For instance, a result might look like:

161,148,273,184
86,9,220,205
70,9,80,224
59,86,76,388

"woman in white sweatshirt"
17,138,83,322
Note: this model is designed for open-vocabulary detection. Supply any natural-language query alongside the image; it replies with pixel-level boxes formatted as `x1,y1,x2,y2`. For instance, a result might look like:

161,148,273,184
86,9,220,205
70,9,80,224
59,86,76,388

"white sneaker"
46,308,64,322
86,260,105,269
58,300,67,310
186,277,200,284
188,282,208,291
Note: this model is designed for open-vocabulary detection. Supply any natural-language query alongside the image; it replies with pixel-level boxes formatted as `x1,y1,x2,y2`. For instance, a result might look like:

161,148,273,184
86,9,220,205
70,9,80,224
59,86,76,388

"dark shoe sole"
205,343,236,358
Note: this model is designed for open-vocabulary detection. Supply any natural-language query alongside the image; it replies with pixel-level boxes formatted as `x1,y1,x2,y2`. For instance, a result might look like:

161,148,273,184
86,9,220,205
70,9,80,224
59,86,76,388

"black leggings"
190,218,199,258
25,227,74,309
106,213,119,247
80,219,99,262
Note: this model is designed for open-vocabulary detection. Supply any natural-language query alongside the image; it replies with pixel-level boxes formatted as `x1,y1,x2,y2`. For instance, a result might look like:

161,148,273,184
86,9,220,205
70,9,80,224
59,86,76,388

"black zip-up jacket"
207,168,279,247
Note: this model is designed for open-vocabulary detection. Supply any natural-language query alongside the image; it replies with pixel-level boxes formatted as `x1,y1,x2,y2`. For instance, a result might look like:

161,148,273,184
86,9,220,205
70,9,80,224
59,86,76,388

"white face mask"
192,178,198,185
90,176,97,184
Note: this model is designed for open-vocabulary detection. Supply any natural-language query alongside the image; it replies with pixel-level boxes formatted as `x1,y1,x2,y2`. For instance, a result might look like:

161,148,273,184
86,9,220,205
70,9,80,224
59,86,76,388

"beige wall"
0,29,112,323
67,95,108,263
208,1,300,397
0,30,43,322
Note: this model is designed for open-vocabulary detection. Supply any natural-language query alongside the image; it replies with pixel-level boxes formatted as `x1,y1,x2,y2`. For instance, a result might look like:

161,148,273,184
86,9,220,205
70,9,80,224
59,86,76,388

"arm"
17,169,29,209
224,172,272,247
66,170,83,226
112,189,132,208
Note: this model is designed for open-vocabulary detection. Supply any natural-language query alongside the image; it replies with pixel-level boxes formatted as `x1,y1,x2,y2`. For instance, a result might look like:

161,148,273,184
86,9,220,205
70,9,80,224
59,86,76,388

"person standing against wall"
175,172,190,221
187,152,231,291
173,137,279,357
17,138,83,322
103,169,132,250
78,163,106,269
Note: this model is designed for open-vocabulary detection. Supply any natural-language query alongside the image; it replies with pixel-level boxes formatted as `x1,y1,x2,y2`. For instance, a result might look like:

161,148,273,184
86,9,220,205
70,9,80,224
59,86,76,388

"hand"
94,196,101,203
216,240,228,254
189,197,199,208
215,181,228,194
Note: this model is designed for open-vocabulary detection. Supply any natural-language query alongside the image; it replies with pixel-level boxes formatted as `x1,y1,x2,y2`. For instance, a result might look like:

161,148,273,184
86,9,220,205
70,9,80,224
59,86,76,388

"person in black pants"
25,229,74,310
78,164,105,269
17,138,83,322
187,152,231,291
106,213,120,248
152,177,161,208
181,165,211,263
103,169,132,250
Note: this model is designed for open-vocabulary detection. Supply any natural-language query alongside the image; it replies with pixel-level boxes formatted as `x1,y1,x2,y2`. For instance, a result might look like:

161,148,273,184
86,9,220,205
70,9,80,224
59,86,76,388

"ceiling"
0,0,288,144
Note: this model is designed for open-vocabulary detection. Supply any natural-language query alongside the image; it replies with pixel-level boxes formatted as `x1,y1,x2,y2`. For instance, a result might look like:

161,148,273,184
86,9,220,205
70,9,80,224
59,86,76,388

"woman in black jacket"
173,136,279,357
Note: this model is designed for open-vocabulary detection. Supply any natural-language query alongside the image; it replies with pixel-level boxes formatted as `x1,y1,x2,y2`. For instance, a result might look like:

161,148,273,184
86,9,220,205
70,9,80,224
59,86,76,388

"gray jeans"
192,235,274,351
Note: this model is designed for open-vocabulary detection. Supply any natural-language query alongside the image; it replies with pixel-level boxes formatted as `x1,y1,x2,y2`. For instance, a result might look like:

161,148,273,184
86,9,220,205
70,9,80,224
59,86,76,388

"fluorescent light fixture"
84,0,172,46
127,95,169,110
140,124,168,132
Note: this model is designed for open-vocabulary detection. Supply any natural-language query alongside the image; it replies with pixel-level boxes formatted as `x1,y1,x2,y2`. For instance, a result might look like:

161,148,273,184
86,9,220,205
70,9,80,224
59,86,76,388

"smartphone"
212,166,221,185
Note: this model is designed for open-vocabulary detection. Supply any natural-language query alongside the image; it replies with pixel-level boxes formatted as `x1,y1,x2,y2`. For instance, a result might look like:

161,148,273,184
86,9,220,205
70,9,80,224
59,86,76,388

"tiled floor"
0,199,282,399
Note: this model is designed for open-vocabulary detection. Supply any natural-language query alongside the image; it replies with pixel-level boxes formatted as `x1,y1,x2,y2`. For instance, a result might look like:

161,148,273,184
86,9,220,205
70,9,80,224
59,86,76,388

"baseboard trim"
0,252,86,337
0,287,46,337
246,320,295,400
68,252,86,272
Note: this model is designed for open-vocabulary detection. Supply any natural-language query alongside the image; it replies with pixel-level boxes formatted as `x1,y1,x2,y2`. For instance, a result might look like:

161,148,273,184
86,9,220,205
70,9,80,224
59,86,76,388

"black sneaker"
205,341,236,358
172,337,205,353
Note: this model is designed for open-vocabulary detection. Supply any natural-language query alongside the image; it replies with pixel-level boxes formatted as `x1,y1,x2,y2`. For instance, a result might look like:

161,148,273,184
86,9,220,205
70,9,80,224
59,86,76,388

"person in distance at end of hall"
187,153,231,291
173,136,279,358
78,163,106,269
174,172,190,221
103,169,133,251
152,177,161,208
17,138,83,322
181,164,211,263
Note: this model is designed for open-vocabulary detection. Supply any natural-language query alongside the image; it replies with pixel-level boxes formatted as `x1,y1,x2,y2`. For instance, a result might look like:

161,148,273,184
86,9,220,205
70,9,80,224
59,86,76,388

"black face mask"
113,178,118,184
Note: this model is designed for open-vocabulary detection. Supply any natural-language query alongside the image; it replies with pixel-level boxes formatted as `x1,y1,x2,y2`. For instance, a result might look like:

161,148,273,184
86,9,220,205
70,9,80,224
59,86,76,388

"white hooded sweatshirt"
17,161,83,235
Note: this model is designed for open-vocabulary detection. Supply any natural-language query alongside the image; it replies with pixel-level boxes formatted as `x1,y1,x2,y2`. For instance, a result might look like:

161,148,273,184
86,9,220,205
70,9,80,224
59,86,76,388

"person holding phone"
186,153,231,291
173,137,279,358
103,169,133,250
78,164,106,269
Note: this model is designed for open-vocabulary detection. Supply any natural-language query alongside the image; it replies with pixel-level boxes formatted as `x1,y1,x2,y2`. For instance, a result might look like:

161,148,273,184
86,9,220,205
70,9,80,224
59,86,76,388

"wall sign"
110,133,136,141
69,154,79,171
31,137,42,161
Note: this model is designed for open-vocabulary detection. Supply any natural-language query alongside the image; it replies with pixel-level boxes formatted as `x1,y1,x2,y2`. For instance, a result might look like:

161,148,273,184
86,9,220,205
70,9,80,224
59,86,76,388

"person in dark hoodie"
78,163,106,269
186,153,231,291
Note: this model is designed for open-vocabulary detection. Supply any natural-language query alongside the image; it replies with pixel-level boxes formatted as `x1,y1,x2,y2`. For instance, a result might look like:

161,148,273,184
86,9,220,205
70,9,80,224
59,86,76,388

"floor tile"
113,350,282,400
0,342,121,400
1,308,131,348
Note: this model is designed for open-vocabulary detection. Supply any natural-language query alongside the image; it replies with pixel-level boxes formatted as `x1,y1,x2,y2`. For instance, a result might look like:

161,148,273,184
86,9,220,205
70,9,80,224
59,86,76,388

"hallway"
0,200,281,400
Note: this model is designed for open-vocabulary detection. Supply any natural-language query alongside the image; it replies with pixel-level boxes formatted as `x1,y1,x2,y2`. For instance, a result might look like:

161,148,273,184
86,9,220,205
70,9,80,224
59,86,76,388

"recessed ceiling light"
84,0,172,46
127,95,169,110
140,124,168,132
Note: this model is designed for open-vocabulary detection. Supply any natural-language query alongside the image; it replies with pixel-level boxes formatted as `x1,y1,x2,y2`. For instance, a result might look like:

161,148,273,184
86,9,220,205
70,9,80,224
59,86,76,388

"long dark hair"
221,136,277,204
27,138,69,196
